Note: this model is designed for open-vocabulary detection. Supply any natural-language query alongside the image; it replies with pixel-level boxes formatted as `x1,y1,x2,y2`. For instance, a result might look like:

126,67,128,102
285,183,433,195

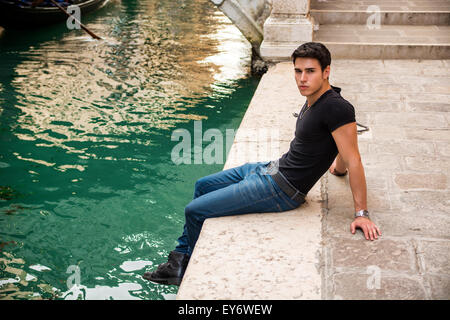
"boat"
0,0,109,29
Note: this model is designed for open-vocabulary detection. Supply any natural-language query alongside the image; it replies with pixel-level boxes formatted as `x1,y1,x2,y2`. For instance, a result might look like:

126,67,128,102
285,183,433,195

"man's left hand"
351,217,381,241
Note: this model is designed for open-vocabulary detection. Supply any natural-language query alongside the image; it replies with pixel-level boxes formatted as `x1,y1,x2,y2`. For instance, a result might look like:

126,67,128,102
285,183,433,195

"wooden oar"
32,0,102,40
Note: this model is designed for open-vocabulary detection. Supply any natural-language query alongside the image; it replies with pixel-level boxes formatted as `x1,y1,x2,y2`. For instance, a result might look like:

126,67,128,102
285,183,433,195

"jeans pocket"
259,161,273,175
278,187,304,210
265,175,302,211
283,196,303,210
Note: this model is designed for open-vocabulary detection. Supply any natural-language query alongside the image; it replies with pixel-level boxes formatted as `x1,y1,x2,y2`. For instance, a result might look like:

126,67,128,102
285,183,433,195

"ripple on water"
0,0,254,300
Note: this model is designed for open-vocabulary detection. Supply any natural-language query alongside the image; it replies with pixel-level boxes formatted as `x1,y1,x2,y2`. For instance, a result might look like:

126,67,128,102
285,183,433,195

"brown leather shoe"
142,251,190,286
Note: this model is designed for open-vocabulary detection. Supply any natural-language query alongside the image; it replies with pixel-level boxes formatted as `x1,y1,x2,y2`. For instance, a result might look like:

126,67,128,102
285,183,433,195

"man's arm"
331,122,381,241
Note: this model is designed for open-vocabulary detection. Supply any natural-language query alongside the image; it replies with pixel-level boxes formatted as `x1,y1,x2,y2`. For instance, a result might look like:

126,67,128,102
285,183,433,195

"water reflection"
0,0,255,300
62,282,143,300
9,0,250,154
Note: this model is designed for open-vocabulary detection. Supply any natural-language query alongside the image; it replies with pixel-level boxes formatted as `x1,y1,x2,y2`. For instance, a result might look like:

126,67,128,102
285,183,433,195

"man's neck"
306,82,332,107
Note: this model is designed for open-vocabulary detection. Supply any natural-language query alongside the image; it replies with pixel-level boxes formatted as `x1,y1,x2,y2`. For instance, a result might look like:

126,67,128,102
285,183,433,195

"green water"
0,0,259,299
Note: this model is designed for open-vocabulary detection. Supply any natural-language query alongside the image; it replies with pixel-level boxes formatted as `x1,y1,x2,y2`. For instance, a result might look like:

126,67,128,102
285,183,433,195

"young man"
143,42,381,286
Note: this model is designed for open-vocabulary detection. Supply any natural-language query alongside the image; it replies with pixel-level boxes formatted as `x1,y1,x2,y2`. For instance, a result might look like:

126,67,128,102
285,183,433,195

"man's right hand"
350,217,381,241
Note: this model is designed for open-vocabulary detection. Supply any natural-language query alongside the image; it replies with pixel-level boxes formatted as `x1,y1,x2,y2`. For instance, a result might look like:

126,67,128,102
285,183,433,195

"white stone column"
260,0,314,61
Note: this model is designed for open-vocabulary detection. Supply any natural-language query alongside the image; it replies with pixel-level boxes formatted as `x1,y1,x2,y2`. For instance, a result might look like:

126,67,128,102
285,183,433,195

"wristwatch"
355,209,370,219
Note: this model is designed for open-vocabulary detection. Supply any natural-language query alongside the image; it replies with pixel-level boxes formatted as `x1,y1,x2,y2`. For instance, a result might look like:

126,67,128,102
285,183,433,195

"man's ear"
323,65,331,80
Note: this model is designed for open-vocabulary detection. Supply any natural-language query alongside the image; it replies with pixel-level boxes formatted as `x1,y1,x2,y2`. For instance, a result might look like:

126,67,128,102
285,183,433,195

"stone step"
313,24,450,59
311,0,450,11
263,15,313,43
311,10,450,26
260,40,304,61
310,0,450,25
261,24,450,61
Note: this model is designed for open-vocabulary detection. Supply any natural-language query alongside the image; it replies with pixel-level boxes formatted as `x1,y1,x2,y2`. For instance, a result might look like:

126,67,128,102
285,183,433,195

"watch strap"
355,209,370,218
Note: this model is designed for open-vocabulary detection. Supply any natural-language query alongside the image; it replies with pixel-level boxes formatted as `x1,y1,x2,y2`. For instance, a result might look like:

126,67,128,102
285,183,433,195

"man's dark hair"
291,42,331,71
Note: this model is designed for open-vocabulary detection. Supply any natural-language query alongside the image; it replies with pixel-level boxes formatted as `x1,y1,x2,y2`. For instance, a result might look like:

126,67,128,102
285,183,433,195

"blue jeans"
174,161,304,256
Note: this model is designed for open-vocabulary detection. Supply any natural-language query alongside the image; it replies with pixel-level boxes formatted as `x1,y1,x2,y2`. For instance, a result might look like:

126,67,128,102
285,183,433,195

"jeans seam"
197,181,233,196
263,174,278,197
278,187,302,209
203,192,283,219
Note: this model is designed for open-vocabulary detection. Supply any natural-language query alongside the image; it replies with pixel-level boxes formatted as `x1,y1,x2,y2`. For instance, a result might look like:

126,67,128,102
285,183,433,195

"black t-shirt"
277,85,356,195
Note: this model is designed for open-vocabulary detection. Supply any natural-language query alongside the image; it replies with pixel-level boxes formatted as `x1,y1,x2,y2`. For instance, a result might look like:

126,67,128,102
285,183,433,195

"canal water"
0,0,259,299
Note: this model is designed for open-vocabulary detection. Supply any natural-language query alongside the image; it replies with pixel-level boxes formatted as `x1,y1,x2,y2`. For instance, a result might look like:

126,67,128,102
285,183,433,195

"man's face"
294,57,330,97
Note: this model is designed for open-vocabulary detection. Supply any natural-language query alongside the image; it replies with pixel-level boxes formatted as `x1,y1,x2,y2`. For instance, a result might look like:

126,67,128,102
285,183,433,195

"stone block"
397,190,450,212
264,16,314,42
327,166,390,192
260,0,314,61
358,141,369,154
362,154,405,171
369,123,406,141
404,156,450,173
434,141,450,157
425,274,450,300
365,174,391,190
372,210,450,239
394,173,447,190
323,207,369,240
322,42,450,60
177,191,323,299
381,60,449,76
352,101,405,113
259,41,301,61
225,139,290,166
236,114,297,142
421,83,450,95
405,129,450,141
332,273,428,300
418,240,450,274
311,11,450,26
372,112,447,128
327,188,391,211
272,0,308,15
369,141,436,157
330,237,415,272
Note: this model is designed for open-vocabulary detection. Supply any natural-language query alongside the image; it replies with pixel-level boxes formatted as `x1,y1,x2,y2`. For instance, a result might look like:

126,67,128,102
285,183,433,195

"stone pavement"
177,59,450,300
322,59,450,299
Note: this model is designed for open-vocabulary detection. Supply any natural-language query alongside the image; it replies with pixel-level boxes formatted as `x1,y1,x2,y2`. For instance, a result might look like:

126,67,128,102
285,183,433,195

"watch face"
355,210,369,217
